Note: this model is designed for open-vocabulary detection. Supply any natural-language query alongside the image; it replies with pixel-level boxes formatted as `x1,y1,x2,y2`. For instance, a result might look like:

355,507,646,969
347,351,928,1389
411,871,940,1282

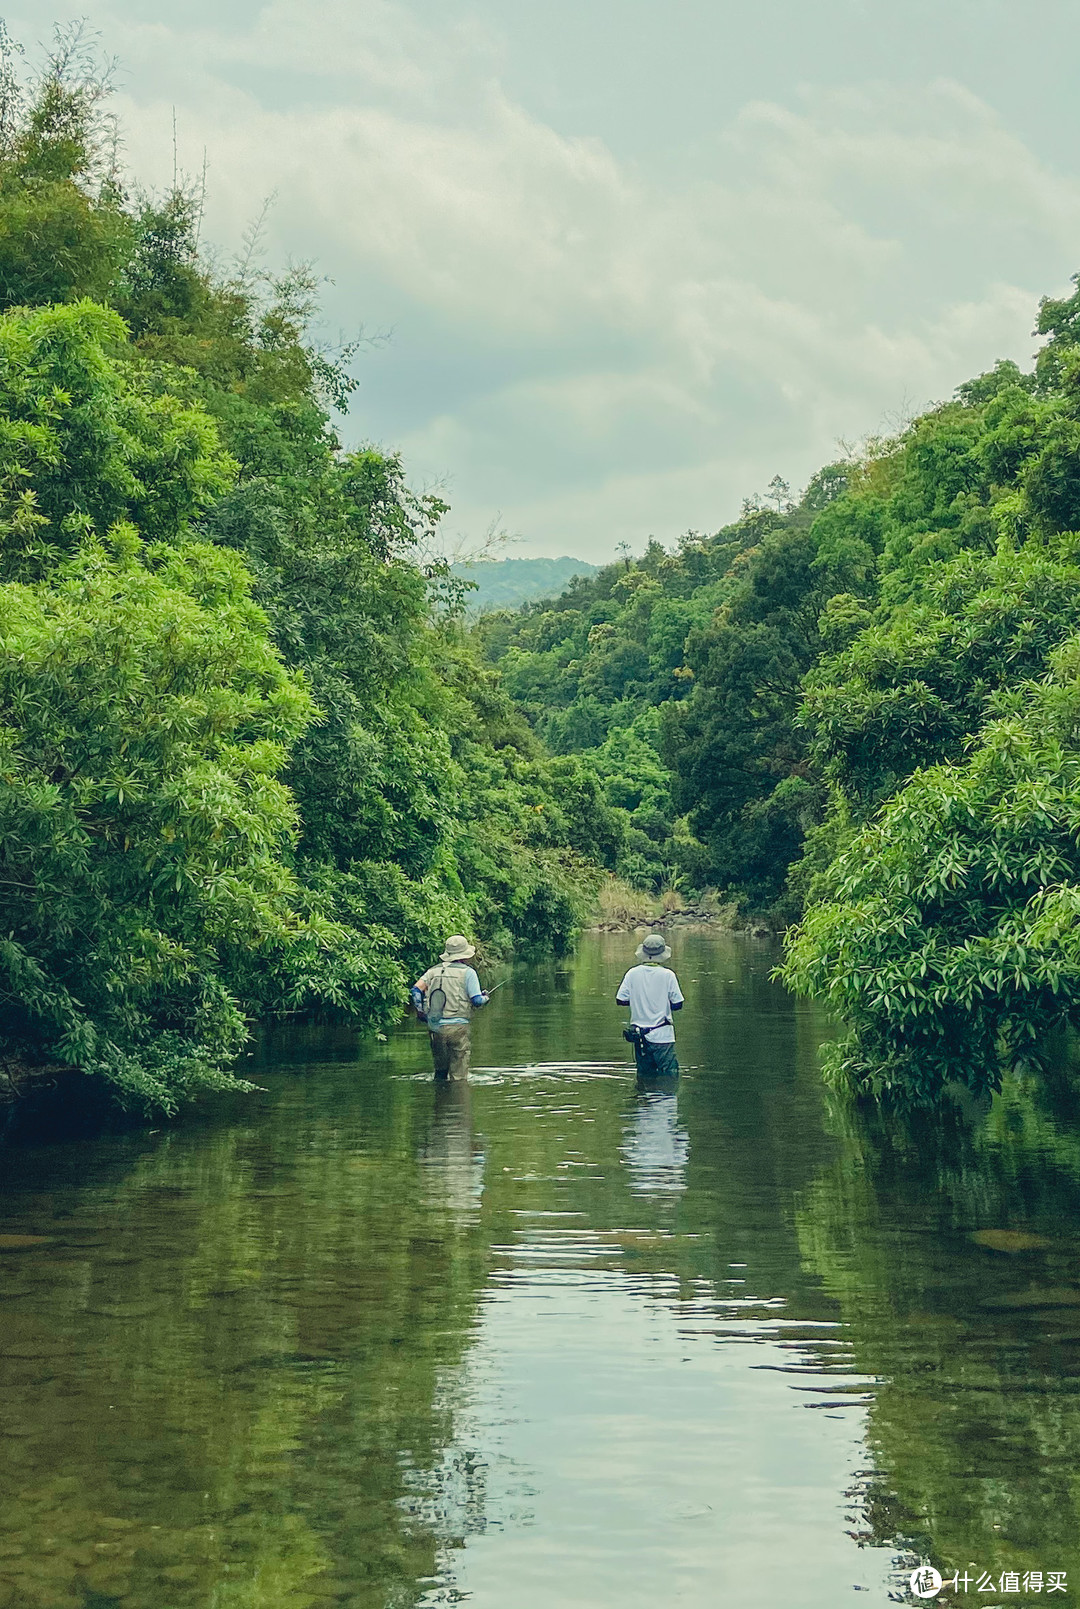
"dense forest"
9,20,1080,1115
479,316,1080,1103
0,29,625,1112
473,472,853,904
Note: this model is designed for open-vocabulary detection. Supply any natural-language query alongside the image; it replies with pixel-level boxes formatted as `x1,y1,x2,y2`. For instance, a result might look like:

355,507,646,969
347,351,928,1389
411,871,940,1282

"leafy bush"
0,530,380,1109
783,648,1080,1101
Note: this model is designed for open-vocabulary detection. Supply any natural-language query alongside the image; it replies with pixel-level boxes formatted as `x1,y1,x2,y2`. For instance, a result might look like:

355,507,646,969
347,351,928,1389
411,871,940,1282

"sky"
13,0,1080,561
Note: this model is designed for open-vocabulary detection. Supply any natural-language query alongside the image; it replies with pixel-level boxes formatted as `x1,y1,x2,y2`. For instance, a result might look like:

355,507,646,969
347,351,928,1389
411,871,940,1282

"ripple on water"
0,931,1045,1609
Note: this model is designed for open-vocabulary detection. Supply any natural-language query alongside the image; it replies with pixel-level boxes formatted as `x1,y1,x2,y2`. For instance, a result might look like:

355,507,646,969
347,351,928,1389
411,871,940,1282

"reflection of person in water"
417,1081,485,1218
616,933,684,1077
621,1084,690,1197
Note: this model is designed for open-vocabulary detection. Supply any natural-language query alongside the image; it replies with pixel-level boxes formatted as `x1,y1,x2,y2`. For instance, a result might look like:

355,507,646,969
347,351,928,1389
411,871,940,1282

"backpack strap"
425,965,450,1026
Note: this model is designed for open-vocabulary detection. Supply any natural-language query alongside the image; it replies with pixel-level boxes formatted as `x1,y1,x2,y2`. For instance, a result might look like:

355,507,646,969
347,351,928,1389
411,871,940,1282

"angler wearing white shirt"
616,932,684,1077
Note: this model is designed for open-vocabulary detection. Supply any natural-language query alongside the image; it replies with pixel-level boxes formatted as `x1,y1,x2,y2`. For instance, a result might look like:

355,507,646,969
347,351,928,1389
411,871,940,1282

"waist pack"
623,1019,671,1045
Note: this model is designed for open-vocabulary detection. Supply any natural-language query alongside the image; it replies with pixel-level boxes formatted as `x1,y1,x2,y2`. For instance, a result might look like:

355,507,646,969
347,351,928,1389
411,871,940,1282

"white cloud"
18,1,1080,557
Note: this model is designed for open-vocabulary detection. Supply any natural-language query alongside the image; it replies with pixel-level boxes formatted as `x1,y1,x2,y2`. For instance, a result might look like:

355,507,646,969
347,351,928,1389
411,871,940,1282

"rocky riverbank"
587,907,777,939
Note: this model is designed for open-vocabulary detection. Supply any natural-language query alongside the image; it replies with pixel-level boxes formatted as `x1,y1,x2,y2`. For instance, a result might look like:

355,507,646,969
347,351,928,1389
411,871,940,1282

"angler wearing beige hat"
616,931,684,1078
411,936,489,1080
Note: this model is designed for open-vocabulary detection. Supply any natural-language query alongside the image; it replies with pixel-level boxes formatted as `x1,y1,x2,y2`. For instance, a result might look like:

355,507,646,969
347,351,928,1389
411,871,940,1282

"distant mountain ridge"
453,555,599,613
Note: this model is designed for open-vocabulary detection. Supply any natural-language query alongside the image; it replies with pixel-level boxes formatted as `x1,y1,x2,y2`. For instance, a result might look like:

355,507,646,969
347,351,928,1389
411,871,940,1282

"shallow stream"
2,931,1080,1607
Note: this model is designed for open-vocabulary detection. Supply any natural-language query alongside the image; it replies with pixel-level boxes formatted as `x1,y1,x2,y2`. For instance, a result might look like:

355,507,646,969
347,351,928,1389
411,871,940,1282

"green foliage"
0,30,615,1109
24,15,1080,1106
0,525,400,1111
770,288,1080,1097
0,299,232,580
475,529,763,894
0,26,134,313
478,259,1080,1091
801,546,1080,810
784,644,1080,1103
0,294,416,1111
201,411,608,968
477,477,869,910
659,495,874,908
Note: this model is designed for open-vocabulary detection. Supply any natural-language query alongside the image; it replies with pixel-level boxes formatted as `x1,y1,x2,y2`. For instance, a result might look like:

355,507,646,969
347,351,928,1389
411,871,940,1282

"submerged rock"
970,1228,1052,1253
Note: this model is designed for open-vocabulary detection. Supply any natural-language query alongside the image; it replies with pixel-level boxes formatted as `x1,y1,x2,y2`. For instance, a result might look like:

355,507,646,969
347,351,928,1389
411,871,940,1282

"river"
1,931,1079,1608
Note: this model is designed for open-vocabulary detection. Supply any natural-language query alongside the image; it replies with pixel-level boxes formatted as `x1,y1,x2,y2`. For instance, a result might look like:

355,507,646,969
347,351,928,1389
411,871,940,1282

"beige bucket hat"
635,932,671,962
440,935,476,961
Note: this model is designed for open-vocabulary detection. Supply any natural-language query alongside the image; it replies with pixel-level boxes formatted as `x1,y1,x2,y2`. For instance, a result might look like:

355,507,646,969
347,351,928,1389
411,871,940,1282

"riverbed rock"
587,910,776,936
970,1228,1052,1253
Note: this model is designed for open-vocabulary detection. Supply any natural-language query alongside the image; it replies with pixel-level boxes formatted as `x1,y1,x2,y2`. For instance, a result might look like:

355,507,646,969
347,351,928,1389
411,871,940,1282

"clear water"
1,931,1079,1608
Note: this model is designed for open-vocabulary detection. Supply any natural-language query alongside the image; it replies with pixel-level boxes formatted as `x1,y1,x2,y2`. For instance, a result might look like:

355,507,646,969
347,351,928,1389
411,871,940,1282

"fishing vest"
425,963,474,1024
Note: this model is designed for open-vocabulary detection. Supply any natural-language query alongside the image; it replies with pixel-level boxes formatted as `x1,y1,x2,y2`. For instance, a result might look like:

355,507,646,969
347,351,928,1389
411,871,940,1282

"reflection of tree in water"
620,1083,690,1198
0,1062,493,1609
796,1071,1080,1597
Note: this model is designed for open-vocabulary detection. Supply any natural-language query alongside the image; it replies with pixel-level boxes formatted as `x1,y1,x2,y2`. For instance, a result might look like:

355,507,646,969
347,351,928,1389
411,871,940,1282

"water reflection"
796,1075,1080,1598
417,1082,485,1220
620,1079,690,1197
6,934,1080,1606
0,934,895,1609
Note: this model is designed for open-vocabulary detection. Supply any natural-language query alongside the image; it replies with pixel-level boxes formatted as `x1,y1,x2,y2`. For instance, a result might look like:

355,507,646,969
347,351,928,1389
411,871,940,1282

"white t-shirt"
616,963,684,1043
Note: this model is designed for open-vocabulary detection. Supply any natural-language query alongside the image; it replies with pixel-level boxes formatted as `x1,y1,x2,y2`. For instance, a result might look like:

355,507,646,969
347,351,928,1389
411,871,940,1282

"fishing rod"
485,979,508,995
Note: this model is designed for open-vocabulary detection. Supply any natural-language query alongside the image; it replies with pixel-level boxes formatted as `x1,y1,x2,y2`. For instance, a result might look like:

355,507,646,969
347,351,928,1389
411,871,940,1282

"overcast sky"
13,1,1080,560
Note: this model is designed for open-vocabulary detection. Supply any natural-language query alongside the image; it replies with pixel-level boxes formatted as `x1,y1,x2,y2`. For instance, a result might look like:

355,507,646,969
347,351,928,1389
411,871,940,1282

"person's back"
415,961,476,1025
616,933,684,1077
412,935,488,1081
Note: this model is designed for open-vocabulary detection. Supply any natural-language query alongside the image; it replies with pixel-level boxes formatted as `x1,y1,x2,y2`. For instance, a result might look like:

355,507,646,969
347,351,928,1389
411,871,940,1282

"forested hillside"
482,317,1080,1102
474,468,856,903
451,555,598,613
11,20,1080,1114
0,30,622,1111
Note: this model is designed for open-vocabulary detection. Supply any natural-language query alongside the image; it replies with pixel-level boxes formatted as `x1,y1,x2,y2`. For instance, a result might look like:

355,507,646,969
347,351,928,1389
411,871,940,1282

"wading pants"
633,1037,679,1078
430,1023,471,1081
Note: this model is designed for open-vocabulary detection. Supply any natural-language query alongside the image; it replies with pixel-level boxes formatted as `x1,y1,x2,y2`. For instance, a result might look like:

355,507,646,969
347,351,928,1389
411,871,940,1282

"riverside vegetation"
476,316,1080,1104
9,24,1080,1114
0,31,624,1114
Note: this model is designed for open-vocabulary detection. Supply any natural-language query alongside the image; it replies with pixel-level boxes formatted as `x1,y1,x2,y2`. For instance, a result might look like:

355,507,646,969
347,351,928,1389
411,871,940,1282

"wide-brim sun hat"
636,934,671,962
441,934,476,961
